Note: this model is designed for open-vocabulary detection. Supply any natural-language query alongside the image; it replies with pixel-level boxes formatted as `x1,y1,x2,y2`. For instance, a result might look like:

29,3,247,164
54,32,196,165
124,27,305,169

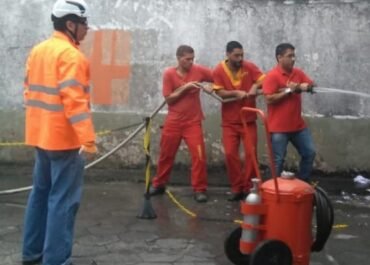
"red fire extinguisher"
224,107,334,265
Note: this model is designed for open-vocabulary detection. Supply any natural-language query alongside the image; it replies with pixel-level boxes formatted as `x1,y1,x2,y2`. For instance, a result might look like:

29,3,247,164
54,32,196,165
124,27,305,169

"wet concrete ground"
1,164,370,265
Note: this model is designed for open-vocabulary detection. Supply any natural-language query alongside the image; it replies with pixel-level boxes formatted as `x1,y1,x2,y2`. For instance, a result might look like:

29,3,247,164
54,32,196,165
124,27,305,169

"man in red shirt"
213,41,265,201
149,45,212,203
262,43,316,182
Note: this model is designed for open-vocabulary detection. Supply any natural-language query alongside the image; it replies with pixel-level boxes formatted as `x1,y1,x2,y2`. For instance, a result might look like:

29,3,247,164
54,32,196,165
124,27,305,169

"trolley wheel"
224,227,250,265
250,239,292,265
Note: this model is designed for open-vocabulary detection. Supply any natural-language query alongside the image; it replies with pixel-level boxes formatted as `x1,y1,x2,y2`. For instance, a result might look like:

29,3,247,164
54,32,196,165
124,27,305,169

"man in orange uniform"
262,43,315,182
213,41,265,201
149,45,212,203
22,1,96,264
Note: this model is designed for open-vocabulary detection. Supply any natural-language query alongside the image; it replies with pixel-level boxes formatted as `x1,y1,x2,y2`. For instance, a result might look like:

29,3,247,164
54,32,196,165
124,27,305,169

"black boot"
227,192,245,201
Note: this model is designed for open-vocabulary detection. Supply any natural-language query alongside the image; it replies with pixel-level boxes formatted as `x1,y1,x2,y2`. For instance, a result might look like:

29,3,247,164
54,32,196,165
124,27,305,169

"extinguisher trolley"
224,107,334,265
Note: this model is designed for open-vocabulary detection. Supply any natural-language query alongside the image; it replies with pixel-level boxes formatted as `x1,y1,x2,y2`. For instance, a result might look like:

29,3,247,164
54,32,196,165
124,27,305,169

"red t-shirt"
163,64,212,123
262,65,313,132
213,60,265,124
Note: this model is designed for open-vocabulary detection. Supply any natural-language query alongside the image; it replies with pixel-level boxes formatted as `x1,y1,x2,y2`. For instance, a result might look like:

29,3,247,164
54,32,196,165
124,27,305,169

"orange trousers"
152,121,207,192
222,122,257,193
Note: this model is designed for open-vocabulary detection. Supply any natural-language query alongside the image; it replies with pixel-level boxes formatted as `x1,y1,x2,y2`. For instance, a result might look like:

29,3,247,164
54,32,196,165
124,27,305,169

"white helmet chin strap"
66,24,79,45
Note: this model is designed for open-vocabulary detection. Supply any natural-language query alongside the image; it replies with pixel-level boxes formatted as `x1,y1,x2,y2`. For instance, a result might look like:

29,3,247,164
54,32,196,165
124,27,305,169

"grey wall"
1,0,370,173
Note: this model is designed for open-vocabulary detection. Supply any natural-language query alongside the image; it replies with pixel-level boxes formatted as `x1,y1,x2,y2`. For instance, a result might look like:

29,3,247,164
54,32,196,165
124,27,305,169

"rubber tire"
250,239,292,265
224,227,250,265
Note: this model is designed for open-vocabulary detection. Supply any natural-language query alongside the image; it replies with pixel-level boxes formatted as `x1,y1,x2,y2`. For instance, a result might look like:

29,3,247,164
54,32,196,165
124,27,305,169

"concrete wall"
1,0,370,172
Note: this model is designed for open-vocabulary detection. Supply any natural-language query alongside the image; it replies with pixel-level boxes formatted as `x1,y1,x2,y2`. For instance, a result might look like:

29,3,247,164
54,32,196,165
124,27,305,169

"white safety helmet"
52,0,89,18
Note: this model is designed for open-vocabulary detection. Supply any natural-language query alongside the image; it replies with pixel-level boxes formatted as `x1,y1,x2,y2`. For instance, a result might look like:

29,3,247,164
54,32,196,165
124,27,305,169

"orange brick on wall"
81,30,131,105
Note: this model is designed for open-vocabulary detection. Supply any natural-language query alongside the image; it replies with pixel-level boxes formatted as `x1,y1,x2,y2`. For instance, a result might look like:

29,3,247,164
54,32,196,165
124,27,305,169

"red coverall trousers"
152,120,207,192
222,121,257,193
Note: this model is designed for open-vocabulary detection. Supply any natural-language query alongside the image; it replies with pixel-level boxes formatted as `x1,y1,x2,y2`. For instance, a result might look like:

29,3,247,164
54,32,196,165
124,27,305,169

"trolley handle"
240,107,280,197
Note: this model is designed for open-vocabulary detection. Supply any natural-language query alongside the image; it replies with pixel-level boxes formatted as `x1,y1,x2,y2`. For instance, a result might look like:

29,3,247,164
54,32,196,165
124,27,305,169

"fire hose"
0,88,235,196
312,185,334,251
2,86,355,203
0,89,347,234
0,100,166,195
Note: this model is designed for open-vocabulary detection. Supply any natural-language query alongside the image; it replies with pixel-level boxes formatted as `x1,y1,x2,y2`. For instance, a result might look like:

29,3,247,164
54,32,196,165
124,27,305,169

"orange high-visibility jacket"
24,31,96,150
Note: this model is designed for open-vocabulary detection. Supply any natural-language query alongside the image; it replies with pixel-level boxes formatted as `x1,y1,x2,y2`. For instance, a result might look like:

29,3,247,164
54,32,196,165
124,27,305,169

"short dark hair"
226,41,243,53
51,14,85,31
176,45,194,57
275,43,295,59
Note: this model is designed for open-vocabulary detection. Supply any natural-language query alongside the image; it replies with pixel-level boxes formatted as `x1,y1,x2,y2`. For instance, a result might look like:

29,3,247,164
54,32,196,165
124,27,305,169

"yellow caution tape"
96,130,112,136
144,118,152,191
0,142,25,147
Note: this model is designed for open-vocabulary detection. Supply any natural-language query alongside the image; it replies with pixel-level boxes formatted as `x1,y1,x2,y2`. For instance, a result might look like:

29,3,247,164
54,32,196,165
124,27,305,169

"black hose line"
311,186,334,252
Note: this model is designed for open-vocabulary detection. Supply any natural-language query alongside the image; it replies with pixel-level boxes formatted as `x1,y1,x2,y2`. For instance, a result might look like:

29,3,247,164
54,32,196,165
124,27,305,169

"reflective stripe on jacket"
24,31,95,150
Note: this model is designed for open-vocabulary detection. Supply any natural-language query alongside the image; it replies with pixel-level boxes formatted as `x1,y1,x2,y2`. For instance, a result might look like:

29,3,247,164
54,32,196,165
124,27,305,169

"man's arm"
215,80,264,100
264,82,314,104
162,68,202,105
215,88,248,100
287,69,315,93
265,88,293,104
23,55,31,108
248,78,265,97
247,62,265,97
286,82,315,93
165,81,201,105
59,52,97,155
263,73,292,104
198,65,214,94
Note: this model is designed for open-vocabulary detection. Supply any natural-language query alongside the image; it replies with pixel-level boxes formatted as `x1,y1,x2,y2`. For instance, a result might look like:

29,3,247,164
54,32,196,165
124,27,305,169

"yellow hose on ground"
165,189,348,229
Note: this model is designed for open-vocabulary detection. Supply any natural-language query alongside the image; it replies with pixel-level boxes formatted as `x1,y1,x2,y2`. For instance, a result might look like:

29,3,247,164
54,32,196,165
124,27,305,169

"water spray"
312,87,370,99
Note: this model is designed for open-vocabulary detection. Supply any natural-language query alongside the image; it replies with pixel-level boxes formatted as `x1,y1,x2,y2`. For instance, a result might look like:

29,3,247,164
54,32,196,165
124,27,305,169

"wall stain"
81,30,131,105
